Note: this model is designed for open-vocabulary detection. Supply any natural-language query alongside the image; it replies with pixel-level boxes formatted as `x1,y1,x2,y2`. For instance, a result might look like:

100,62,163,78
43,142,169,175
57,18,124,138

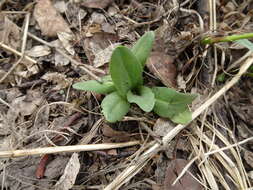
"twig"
20,29,103,82
0,42,36,64
0,97,13,109
0,141,140,158
104,54,253,190
35,112,82,178
0,13,31,83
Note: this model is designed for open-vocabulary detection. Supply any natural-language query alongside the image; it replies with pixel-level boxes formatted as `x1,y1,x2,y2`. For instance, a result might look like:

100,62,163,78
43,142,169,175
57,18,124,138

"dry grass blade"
104,55,253,189
0,141,140,158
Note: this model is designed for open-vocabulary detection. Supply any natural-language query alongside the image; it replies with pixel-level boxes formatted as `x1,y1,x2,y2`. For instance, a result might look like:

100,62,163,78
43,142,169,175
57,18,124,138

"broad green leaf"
132,31,155,67
236,39,253,52
73,79,115,94
153,100,192,124
171,108,192,124
153,99,187,117
127,86,155,112
152,87,197,105
152,87,197,124
110,46,143,97
101,92,130,122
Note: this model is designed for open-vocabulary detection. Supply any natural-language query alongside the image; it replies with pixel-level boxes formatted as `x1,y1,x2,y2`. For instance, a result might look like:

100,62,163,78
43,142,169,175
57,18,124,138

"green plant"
202,32,253,45
73,31,197,124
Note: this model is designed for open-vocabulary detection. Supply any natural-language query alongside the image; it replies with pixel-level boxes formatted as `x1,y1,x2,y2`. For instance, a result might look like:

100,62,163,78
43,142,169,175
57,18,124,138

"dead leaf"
42,72,72,90
153,118,175,137
147,51,177,88
83,33,119,66
54,153,80,190
244,149,253,169
9,90,43,116
0,14,21,49
91,12,106,24
65,2,87,28
44,156,69,179
163,159,203,190
80,0,114,9
54,1,67,13
54,51,70,66
57,31,75,55
102,124,127,137
25,45,51,57
93,43,120,67
34,0,72,37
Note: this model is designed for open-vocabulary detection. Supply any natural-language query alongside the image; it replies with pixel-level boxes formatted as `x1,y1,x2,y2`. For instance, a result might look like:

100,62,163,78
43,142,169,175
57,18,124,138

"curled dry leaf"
147,51,177,88
34,0,72,37
42,72,72,90
54,153,80,190
80,0,114,9
163,159,203,190
25,45,51,57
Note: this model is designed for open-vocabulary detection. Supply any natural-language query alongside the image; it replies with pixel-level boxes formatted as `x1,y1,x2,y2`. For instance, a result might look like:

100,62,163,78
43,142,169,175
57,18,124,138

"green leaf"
110,46,143,97
73,76,115,94
101,92,130,122
127,86,155,112
132,31,155,67
236,39,253,52
152,87,197,105
170,108,192,124
152,87,197,124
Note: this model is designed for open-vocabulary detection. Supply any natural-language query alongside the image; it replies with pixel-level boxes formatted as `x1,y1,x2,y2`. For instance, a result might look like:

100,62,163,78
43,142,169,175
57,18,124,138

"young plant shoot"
73,31,197,124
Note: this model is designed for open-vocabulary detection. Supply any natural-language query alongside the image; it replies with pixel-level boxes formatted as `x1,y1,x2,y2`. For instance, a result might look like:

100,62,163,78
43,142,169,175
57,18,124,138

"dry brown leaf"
34,0,72,37
80,0,113,9
54,153,80,190
25,45,51,57
0,14,21,49
42,72,72,90
153,118,175,137
102,124,128,137
83,33,119,66
44,156,69,179
244,149,253,169
147,51,177,88
57,31,75,55
54,51,70,66
9,90,43,116
93,43,120,67
65,2,87,28
163,159,202,190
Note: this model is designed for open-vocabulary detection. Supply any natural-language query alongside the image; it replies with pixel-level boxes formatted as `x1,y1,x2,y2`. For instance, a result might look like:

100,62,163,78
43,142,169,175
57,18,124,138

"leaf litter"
0,0,253,189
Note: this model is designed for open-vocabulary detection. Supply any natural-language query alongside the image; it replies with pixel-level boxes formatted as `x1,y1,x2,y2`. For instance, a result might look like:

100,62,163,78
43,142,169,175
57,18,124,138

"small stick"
35,112,82,178
17,79,46,89
0,13,31,83
0,141,140,158
20,29,103,82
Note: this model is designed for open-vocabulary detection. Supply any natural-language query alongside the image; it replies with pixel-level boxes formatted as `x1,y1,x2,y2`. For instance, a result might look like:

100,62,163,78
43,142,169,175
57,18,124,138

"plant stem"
202,33,253,45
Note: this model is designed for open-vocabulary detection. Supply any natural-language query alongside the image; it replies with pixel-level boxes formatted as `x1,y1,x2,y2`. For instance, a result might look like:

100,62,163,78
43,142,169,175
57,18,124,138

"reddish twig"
35,112,82,178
